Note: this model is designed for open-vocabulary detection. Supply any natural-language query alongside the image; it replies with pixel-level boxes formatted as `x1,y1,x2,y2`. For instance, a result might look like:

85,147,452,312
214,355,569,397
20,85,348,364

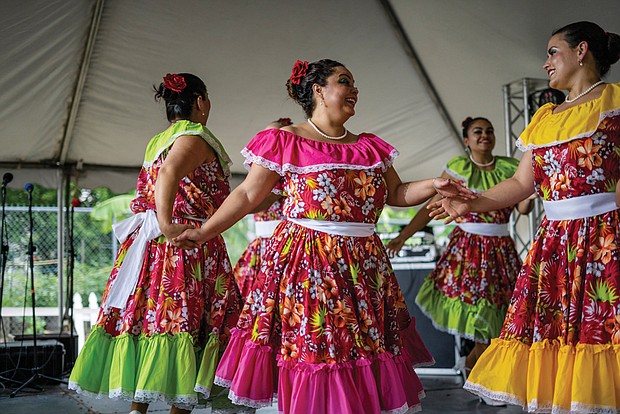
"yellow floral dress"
464,84,620,413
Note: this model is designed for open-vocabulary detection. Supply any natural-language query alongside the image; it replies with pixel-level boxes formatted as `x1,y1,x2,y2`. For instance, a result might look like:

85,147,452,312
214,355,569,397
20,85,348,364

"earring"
579,59,583,67
202,113,205,116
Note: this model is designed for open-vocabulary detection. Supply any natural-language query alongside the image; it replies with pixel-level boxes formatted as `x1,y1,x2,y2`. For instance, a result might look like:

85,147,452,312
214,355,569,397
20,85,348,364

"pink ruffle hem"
214,329,424,413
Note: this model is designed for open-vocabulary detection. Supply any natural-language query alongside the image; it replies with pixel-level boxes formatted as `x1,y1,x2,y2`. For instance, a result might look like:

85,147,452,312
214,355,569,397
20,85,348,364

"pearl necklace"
307,119,348,140
469,154,495,167
565,80,604,103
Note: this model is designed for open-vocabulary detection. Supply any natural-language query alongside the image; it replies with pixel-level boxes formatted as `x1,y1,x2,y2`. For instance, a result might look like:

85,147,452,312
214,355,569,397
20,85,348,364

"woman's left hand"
432,177,477,200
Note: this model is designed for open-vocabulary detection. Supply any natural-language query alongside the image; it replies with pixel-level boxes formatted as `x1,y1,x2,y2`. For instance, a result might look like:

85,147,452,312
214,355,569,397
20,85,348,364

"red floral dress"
233,198,285,298
415,156,522,342
69,121,242,410
214,129,432,414
464,84,620,413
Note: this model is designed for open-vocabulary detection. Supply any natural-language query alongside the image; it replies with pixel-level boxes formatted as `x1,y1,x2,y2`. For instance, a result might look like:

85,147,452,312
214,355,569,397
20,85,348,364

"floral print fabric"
215,130,428,413
70,123,242,408
416,156,522,341
501,113,620,346
233,198,285,298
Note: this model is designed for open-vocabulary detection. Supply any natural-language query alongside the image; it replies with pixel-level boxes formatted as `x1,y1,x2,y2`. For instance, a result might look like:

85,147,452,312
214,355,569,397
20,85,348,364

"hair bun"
461,117,473,128
607,31,620,65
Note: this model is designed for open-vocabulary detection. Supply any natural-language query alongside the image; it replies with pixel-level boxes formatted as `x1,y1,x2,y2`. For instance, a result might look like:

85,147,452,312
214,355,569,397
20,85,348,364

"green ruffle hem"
415,277,507,342
68,325,226,409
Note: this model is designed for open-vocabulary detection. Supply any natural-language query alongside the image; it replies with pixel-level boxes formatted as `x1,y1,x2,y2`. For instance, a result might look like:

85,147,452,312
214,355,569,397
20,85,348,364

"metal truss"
503,78,550,258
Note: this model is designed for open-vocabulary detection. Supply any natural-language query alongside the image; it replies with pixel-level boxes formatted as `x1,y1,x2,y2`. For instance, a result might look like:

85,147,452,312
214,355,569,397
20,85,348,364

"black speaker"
13,333,77,372
0,339,65,382
393,263,457,369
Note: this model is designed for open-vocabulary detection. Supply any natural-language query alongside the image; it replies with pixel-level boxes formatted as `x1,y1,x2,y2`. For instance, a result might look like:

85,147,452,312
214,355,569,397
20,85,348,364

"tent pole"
377,0,463,148
57,169,65,322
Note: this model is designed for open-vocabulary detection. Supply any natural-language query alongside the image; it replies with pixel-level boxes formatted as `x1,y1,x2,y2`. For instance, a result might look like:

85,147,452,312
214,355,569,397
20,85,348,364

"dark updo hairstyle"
461,116,491,138
286,59,346,118
552,21,620,77
153,73,207,122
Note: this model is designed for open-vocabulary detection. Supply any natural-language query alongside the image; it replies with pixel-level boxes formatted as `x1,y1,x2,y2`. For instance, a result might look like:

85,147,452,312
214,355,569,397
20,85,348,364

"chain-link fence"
0,206,252,339
1,206,114,337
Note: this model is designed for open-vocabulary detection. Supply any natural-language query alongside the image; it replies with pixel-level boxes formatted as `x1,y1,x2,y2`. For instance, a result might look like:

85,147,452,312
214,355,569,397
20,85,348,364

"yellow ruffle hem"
463,338,620,413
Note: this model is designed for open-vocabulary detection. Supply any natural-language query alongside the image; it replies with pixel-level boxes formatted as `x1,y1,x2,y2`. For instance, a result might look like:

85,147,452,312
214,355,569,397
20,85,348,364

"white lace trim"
70,382,206,409
466,378,620,413
414,298,493,342
528,399,620,414
241,148,398,175
193,384,211,399
213,375,232,388
68,381,110,400
133,389,201,408
516,106,620,151
463,380,525,408
143,126,232,176
109,388,139,401
569,402,620,414
228,388,273,409
381,402,420,414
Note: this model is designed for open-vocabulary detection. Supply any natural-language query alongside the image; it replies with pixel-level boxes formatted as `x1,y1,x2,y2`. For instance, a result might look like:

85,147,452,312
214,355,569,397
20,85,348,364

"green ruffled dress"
68,121,242,410
415,155,522,342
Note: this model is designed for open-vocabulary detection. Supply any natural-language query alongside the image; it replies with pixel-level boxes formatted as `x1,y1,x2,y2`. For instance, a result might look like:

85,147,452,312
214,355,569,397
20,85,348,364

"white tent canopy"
1,0,619,194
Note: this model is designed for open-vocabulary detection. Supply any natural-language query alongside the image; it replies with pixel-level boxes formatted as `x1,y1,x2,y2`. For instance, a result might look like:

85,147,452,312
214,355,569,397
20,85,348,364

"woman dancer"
430,22,620,413
176,59,473,413
69,73,242,414
387,117,532,378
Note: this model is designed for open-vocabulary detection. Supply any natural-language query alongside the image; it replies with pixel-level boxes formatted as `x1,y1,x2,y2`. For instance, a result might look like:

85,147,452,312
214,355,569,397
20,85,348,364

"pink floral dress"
69,121,242,410
233,198,285,298
214,129,432,414
415,156,522,342
464,84,620,413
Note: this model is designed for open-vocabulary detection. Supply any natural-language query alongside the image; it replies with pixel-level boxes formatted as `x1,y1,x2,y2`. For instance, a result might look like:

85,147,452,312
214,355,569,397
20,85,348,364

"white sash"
255,220,282,238
106,210,162,309
457,222,509,237
288,218,375,237
543,192,618,220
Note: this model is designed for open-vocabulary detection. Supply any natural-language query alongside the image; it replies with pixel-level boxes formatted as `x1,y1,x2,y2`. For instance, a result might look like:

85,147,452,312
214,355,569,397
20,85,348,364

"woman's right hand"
174,227,210,246
386,237,405,258
427,197,472,223
161,223,198,250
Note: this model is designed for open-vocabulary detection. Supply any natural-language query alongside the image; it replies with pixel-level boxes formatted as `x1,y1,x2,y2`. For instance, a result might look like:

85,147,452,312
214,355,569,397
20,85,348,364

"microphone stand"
0,174,22,387
0,179,10,342
61,196,77,375
10,185,66,398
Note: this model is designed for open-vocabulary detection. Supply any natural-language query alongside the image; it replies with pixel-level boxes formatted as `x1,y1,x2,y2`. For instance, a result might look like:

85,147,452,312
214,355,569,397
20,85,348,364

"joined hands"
429,178,476,223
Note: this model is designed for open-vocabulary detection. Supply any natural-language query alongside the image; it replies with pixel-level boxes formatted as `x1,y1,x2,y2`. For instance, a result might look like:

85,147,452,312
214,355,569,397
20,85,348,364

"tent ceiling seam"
58,0,106,165
378,0,464,149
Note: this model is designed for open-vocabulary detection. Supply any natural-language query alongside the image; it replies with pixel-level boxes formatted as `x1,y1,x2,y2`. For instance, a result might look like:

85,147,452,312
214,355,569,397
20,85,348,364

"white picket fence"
1,292,100,352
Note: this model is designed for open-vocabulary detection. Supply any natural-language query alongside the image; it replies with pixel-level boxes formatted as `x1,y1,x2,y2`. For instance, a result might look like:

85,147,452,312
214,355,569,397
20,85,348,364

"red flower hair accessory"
289,60,308,85
163,73,187,93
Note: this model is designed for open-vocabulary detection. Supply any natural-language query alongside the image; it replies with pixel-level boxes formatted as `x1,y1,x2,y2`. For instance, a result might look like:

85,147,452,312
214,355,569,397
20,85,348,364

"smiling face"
314,67,359,120
464,119,495,154
543,34,581,90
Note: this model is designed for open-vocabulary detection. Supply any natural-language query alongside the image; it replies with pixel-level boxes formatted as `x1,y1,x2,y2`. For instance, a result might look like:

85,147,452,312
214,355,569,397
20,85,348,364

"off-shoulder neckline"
548,83,610,115
264,128,372,146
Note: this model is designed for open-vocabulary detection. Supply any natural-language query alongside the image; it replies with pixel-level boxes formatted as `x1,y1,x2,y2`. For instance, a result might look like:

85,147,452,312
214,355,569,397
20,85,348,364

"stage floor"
0,374,526,413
